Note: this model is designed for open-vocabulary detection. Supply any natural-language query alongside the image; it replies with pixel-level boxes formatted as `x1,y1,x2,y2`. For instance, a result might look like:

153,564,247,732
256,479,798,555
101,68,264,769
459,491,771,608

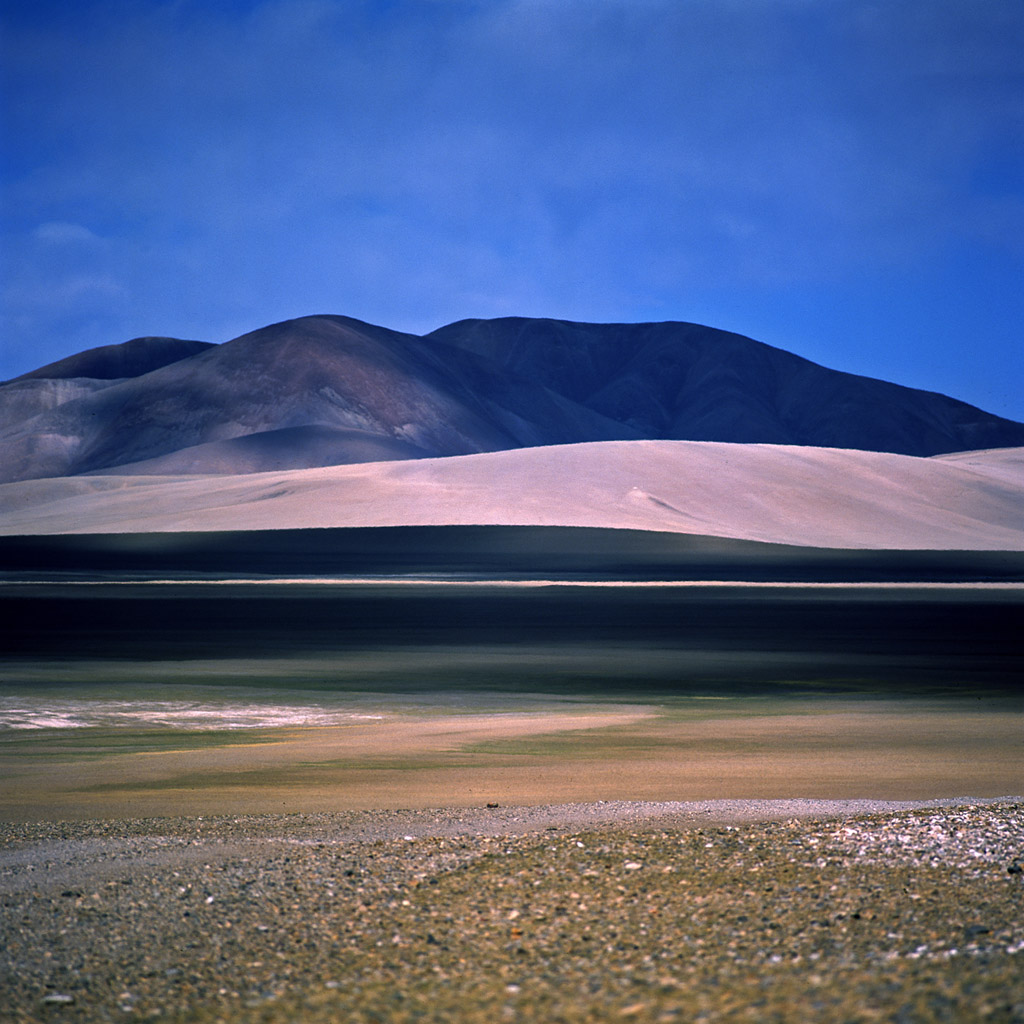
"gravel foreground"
2,798,1023,1023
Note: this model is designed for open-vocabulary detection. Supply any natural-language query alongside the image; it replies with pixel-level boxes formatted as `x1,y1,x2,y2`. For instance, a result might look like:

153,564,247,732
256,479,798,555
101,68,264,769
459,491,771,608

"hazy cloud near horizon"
2,0,1022,420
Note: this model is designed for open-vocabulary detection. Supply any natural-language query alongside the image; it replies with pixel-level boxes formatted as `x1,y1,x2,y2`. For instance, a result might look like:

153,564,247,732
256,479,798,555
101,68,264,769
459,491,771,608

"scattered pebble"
40,993,74,1005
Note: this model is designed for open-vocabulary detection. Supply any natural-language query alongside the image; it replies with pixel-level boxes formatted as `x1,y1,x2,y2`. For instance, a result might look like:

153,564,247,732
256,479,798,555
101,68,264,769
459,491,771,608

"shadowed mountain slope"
2,313,1023,485
84,425,433,475
428,318,1024,456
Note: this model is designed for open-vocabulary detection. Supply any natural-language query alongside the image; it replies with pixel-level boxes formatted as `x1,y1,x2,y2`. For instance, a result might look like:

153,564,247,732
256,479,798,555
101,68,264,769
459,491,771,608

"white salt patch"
0,696,385,731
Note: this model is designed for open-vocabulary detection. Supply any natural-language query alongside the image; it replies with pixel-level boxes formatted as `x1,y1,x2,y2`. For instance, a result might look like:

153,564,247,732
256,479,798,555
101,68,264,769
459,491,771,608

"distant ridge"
8,336,214,383
2,313,1023,485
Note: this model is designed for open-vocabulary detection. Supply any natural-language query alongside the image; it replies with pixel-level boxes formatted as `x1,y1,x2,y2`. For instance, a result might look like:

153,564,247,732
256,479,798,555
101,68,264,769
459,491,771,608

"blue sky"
2,0,1022,420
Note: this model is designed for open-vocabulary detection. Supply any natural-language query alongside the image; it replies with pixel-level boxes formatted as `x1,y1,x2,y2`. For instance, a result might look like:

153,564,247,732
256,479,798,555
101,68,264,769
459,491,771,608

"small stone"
41,994,75,1005
620,1002,648,1016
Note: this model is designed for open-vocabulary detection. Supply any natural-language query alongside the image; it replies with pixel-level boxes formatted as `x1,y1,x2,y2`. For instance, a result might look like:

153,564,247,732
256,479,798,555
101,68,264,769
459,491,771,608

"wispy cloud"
32,221,105,244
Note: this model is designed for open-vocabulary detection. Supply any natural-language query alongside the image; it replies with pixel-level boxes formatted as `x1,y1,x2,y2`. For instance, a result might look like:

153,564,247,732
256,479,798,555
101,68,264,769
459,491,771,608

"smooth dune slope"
1,440,1021,550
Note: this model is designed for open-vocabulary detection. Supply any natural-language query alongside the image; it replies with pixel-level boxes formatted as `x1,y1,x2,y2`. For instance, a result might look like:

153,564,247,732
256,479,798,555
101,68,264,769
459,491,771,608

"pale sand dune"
1,440,1022,549
931,445,1024,485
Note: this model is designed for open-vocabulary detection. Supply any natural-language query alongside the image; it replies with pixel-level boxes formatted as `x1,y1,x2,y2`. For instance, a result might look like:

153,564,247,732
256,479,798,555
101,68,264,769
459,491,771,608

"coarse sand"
1,799,1023,1022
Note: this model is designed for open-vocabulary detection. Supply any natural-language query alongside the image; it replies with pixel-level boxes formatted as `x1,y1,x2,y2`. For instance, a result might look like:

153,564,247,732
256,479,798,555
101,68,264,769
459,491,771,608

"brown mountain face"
1,314,1022,485
0,316,636,483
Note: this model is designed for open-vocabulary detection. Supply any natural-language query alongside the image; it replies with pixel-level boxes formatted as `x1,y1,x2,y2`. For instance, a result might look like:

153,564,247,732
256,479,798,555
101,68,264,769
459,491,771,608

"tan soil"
2,701,1020,821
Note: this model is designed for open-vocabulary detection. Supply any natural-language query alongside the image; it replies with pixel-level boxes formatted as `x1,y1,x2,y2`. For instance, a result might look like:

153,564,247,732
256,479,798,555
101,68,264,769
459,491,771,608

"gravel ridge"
2,798,1023,1023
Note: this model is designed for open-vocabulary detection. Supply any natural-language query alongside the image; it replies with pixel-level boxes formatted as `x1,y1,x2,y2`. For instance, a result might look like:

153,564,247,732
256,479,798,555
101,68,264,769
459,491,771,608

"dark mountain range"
429,318,1024,456
1,314,1022,484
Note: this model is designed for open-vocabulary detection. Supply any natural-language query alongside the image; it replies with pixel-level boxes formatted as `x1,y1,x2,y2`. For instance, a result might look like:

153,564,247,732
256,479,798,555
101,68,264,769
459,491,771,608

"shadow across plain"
2,525,1024,581
3,580,1022,696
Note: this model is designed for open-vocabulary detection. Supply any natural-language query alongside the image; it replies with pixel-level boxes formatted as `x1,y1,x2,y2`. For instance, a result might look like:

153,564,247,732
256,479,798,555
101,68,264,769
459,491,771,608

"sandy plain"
1,698,1022,822
2,579,1021,822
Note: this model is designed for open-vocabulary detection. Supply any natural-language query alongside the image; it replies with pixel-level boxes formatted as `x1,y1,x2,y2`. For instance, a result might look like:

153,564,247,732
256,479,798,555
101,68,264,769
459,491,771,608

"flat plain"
2,579,1021,818
2,576,1022,1021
